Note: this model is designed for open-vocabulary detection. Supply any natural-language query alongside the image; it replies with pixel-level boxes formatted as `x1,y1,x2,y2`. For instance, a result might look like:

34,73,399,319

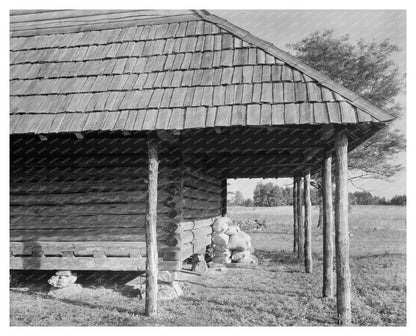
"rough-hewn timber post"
293,178,298,253
221,177,227,216
334,132,351,325
296,177,304,260
145,133,159,317
322,150,334,297
303,170,312,273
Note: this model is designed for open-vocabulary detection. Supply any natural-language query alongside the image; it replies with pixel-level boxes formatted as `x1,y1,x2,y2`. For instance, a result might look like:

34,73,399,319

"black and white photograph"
7,5,408,327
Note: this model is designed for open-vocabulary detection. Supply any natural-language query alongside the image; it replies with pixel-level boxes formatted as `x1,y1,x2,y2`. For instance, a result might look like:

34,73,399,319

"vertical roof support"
303,169,313,273
292,178,298,254
334,131,352,325
221,177,227,216
322,150,334,298
296,176,304,260
145,132,159,317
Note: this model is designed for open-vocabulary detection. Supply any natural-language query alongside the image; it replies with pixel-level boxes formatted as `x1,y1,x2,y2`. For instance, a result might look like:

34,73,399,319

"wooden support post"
145,133,159,317
303,169,312,273
221,177,227,216
296,177,304,260
334,132,351,325
292,178,298,254
322,150,334,297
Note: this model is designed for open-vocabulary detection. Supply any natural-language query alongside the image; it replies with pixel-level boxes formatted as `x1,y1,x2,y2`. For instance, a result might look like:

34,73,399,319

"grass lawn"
9,205,406,326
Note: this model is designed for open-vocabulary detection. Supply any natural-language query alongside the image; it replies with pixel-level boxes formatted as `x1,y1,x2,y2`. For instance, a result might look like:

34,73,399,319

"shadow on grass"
256,249,301,265
10,288,145,316
352,252,406,261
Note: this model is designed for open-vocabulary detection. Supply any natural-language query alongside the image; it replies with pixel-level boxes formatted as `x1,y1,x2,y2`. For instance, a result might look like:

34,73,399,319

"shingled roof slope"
10,10,394,134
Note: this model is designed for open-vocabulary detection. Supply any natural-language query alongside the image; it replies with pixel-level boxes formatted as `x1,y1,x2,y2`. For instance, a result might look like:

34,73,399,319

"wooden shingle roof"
10,10,394,135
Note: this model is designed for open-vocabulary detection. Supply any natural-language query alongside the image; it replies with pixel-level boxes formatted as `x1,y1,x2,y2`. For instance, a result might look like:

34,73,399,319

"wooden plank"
357,108,372,122
167,108,185,130
10,241,147,257
261,83,273,103
303,169,313,273
284,103,298,124
183,187,221,201
295,82,307,102
334,132,352,325
178,218,216,232
271,104,285,125
313,103,329,124
273,83,284,103
185,107,206,128
12,14,199,38
321,87,335,101
145,133,159,317
327,102,342,123
10,202,171,218
231,105,246,126
322,151,334,298
168,226,212,246
184,209,221,220
184,198,221,210
307,82,322,102
142,109,159,130
280,66,292,81
215,106,232,127
247,104,260,125
10,215,171,231
10,179,178,194
10,190,171,206
260,104,272,125
299,103,313,124
284,82,295,103
183,177,222,194
10,228,167,242
339,102,357,123
10,256,146,271
183,166,222,187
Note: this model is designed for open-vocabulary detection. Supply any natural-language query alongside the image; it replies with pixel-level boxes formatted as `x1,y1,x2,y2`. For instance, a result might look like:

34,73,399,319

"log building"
10,10,394,322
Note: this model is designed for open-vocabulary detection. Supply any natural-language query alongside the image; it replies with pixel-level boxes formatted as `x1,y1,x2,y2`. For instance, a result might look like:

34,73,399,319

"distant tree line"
228,182,320,207
229,183,406,207
349,191,406,206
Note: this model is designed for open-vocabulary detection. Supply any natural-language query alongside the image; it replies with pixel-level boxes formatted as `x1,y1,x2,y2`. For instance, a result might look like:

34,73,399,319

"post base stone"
48,271,77,288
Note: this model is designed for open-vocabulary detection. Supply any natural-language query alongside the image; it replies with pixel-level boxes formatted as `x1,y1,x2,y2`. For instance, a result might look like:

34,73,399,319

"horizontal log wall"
10,135,223,271
183,165,223,220
10,136,177,247
180,162,223,260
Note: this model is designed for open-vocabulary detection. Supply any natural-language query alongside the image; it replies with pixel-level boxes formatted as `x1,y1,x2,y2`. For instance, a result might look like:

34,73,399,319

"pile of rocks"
235,219,267,232
48,270,77,288
211,217,258,265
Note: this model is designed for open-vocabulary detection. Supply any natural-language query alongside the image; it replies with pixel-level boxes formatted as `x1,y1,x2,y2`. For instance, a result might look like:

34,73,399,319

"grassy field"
10,205,406,326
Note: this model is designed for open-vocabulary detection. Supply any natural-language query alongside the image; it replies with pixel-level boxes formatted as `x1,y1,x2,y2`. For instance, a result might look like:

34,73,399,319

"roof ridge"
10,11,200,37
196,10,394,123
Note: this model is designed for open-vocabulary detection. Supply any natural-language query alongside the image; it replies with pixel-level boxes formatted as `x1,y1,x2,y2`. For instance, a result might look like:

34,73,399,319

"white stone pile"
211,217,258,264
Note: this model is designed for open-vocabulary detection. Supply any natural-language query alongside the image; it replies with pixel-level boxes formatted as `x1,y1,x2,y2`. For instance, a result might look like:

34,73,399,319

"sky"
210,10,407,199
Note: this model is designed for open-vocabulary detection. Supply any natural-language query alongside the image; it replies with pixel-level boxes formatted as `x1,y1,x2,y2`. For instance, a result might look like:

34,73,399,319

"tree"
253,182,294,206
287,30,405,182
233,191,245,206
243,198,254,207
389,195,406,206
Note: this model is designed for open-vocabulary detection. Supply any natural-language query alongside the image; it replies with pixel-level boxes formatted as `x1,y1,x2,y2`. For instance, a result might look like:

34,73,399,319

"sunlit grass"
10,205,406,326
